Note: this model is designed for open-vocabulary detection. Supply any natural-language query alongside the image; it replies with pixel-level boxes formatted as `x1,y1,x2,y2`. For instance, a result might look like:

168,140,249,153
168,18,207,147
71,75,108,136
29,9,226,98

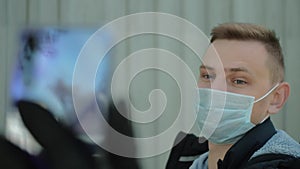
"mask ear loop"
254,83,280,103
255,83,280,124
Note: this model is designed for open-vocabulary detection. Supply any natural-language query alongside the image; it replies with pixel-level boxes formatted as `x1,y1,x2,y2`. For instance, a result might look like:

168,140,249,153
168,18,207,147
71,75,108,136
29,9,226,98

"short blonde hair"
210,23,284,83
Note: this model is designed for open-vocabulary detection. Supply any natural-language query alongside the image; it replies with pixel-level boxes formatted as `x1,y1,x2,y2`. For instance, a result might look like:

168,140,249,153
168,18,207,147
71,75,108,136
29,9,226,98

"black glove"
15,100,97,169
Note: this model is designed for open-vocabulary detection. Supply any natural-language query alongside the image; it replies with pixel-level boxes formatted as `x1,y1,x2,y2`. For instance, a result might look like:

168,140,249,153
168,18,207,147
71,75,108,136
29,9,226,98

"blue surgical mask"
196,83,279,144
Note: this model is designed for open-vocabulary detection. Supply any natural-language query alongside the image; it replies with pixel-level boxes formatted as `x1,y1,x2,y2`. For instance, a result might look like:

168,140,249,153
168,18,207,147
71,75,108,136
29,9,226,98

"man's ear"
268,82,290,114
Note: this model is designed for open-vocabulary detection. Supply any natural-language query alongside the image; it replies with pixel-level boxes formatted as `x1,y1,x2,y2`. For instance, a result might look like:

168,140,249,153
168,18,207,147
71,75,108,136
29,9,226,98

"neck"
208,142,232,169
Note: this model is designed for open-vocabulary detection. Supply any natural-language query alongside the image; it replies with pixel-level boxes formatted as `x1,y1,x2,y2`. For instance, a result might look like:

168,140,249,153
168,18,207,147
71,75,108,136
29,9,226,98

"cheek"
251,100,269,124
198,81,210,88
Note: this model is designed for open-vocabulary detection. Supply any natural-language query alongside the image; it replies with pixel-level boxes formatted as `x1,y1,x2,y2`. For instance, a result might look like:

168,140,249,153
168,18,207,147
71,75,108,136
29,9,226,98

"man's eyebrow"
227,67,250,73
200,65,252,74
200,65,214,71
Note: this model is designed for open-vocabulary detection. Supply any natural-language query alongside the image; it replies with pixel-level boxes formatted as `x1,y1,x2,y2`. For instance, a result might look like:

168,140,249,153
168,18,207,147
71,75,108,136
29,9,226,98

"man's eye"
201,74,215,80
202,74,210,79
233,79,247,85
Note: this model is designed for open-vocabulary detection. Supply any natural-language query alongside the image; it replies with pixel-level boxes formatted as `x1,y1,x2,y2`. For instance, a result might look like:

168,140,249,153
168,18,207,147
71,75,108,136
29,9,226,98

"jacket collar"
218,118,276,169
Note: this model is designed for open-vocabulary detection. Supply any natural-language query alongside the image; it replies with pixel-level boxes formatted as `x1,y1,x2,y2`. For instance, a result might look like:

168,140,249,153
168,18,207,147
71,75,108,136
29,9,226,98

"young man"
166,23,300,169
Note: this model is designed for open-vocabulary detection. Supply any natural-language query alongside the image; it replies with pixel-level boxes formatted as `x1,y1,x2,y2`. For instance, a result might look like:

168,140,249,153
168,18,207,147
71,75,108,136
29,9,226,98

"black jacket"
166,118,300,169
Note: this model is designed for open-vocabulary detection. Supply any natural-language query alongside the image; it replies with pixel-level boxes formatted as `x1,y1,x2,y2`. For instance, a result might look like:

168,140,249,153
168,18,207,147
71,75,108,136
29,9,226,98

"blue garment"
189,152,208,169
251,130,300,158
189,130,300,169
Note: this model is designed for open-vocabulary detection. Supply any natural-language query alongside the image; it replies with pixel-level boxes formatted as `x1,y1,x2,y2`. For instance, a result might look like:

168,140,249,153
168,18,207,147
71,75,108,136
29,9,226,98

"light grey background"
1,0,299,169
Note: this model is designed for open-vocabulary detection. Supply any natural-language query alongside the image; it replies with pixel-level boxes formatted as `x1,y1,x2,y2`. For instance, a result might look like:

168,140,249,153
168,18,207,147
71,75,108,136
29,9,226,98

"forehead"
201,40,269,75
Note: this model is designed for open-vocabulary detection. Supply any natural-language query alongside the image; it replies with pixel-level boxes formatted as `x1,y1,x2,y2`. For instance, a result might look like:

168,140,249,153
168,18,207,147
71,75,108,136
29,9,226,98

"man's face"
198,39,275,124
